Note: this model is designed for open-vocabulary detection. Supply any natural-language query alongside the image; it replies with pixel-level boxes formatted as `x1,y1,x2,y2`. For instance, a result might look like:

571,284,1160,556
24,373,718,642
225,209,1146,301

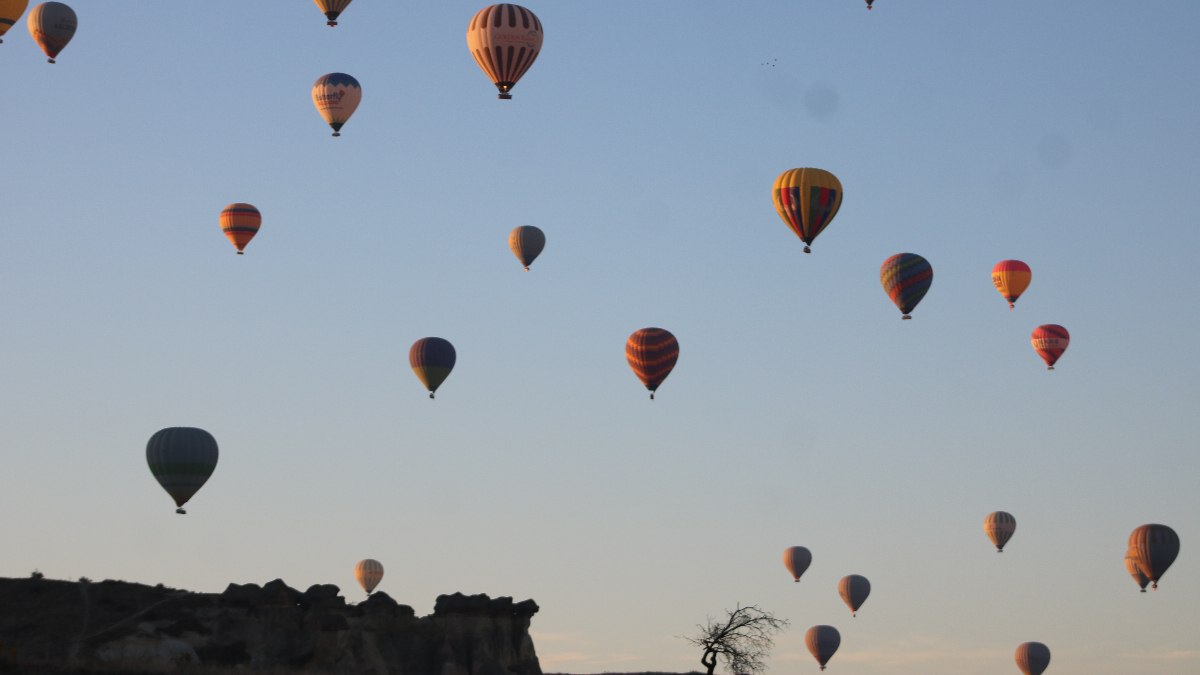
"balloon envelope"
26,1,74,63
1125,551,1150,592
984,511,1017,552
220,203,261,254
1127,524,1180,589
880,253,932,318
1031,324,1069,370
354,558,384,594
625,328,678,399
992,260,1031,309
1014,641,1051,675
466,4,543,99
0,0,29,43
312,73,361,136
146,427,218,514
838,575,871,616
313,0,351,26
509,225,545,270
772,168,843,253
410,337,456,398
805,625,840,670
783,546,812,582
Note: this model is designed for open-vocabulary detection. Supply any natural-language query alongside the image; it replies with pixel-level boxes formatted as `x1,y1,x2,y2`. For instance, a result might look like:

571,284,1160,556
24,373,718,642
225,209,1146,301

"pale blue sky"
1,2,1198,673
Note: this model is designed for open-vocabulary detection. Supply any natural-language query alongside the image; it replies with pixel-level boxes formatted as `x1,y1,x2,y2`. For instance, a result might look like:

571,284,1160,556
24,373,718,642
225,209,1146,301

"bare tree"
682,603,788,675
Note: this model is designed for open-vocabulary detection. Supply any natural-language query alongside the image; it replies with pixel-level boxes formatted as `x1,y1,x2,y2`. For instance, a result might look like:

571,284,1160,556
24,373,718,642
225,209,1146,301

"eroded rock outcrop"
0,577,541,675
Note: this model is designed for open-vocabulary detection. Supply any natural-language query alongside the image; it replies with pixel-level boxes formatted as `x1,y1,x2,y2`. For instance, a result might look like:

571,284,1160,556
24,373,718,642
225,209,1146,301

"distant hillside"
0,576,541,674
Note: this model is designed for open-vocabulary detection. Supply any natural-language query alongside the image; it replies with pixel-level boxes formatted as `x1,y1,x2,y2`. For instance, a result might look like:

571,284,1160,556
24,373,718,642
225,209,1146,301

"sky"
1,1,1198,673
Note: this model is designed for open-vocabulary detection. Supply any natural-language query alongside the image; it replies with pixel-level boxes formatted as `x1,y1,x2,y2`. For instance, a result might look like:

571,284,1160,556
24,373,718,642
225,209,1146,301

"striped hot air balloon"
625,328,678,400
410,337,456,399
1014,641,1051,675
992,260,1032,309
805,625,841,671
880,253,933,319
508,225,545,271
1128,524,1180,590
466,4,542,100
26,1,75,63
772,168,843,254
314,0,351,26
984,511,1017,553
1030,324,1069,370
838,575,871,617
0,0,29,43
312,73,361,137
146,427,218,515
354,558,384,594
1125,551,1150,592
219,203,261,255
783,546,812,583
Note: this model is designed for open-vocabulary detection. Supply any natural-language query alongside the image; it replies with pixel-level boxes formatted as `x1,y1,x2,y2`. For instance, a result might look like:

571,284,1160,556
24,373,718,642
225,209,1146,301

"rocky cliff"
0,576,541,675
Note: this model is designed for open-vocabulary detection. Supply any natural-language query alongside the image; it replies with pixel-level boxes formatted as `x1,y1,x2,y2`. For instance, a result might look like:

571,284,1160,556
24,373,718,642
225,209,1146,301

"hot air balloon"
772,168,843,254
26,1,74,63
992,260,1031,309
783,546,812,583
509,225,545,271
838,575,871,617
1128,524,1180,590
880,253,932,319
312,73,361,137
1031,324,1069,370
1125,552,1150,593
1014,641,1051,675
0,0,29,43
984,511,1017,553
354,559,384,594
466,4,542,100
146,427,218,515
219,203,261,255
805,625,840,671
410,337,456,399
314,0,351,26
626,328,678,400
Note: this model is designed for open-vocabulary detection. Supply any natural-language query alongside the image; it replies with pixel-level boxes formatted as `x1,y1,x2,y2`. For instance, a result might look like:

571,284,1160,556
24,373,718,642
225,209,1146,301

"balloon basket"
429,392,435,399
902,315,912,320
237,251,244,255
327,21,337,27
498,92,513,100
332,131,341,137
803,245,812,254
176,508,186,515
1047,366,1054,370
48,58,56,64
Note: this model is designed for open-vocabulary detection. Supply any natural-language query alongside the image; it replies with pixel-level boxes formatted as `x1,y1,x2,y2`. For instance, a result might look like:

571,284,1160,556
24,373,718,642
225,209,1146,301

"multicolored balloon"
314,0,351,26
509,225,545,271
805,625,841,671
1127,524,1180,590
772,168,843,254
0,0,29,43
984,511,1017,553
26,1,74,63
146,427,218,515
354,558,384,594
1030,324,1069,370
410,337,456,399
219,203,261,255
838,575,871,617
880,253,932,319
626,328,678,400
783,546,812,583
312,73,361,137
1014,641,1051,675
466,4,543,100
1125,551,1150,593
992,260,1031,309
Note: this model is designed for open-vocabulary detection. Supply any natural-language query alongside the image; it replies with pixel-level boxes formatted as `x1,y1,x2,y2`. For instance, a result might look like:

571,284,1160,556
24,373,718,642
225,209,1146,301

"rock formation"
0,576,541,675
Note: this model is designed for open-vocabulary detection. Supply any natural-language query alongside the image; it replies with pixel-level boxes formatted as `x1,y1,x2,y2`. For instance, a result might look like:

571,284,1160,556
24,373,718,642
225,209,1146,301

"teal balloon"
146,427,218,514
